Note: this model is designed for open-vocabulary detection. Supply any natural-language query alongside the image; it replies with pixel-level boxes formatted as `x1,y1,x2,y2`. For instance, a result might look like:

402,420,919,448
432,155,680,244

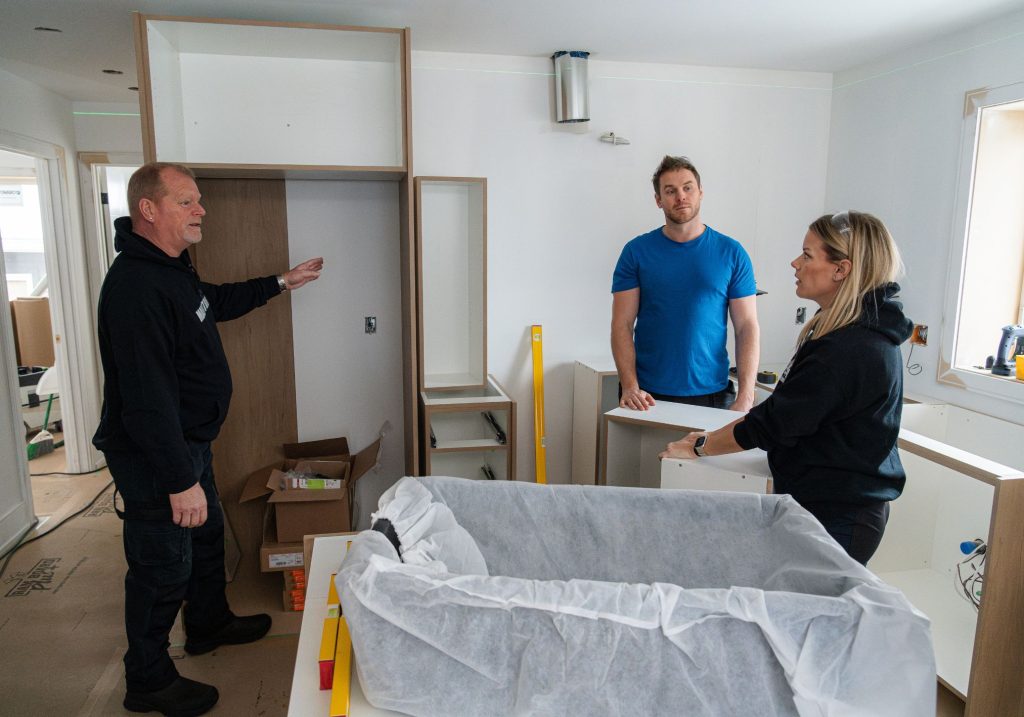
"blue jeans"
106,442,231,692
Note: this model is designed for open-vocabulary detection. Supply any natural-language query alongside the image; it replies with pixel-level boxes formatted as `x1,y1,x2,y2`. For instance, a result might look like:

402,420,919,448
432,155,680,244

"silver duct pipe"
552,51,590,123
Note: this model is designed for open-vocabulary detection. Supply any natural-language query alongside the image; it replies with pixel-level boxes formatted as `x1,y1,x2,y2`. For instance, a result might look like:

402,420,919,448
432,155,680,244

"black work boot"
124,676,219,716
184,612,272,655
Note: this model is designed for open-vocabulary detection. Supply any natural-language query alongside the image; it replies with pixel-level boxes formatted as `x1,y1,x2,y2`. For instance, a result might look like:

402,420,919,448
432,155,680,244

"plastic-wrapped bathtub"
336,476,935,717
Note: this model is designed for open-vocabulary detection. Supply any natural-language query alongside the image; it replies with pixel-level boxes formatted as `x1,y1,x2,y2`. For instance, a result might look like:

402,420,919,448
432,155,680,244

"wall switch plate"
795,307,807,325
910,324,928,345
365,316,377,334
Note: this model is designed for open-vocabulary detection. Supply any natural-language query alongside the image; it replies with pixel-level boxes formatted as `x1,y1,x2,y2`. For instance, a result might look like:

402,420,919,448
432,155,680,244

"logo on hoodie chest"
196,294,210,323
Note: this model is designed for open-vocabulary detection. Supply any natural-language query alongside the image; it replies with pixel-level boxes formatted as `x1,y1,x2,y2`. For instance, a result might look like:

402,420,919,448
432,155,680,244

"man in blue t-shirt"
612,155,760,412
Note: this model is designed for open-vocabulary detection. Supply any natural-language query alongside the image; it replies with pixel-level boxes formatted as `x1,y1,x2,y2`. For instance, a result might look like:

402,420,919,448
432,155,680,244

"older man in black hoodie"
93,162,322,717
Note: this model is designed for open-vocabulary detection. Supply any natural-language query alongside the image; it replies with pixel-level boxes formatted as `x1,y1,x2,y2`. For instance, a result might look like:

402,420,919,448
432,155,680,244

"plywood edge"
414,176,488,185
481,179,488,387
428,443,510,454
425,400,512,415
399,174,418,476
606,413,704,434
136,13,404,35
508,397,517,481
413,177,426,392
186,165,406,180
133,12,157,163
898,429,1023,486
964,478,1024,716
400,27,412,173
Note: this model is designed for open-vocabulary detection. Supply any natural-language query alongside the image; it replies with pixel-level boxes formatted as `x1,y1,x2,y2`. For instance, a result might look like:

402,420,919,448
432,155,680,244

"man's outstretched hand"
282,257,324,291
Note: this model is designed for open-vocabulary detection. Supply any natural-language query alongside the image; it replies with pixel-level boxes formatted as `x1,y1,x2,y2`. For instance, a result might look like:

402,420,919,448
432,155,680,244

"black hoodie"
734,283,914,505
92,217,281,494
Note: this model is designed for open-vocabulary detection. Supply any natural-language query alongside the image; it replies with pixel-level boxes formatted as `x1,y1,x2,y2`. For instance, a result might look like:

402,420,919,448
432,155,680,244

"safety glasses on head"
830,211,853,237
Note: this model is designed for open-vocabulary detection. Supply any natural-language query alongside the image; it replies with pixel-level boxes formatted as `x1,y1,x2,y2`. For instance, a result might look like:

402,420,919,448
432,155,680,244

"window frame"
939,82,1024,404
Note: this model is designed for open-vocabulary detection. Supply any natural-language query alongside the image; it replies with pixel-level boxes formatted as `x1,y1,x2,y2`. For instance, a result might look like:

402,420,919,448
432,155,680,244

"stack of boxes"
238,436,381,575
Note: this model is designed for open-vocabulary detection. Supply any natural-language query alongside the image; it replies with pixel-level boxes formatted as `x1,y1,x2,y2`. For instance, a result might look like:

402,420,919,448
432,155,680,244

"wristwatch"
277,275,288,292
693,434,708,457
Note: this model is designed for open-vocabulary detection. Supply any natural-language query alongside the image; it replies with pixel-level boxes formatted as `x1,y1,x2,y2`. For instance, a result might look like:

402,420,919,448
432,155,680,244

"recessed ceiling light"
102,69,124,75
34,26,62,33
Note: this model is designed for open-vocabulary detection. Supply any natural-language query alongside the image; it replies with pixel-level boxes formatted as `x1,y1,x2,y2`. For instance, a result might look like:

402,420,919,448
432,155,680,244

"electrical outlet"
795,307,807,325
365,316,377,334
910,324,928,346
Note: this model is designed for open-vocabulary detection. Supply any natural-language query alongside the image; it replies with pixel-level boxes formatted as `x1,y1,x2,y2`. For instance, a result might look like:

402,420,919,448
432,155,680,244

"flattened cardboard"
10,297,54,367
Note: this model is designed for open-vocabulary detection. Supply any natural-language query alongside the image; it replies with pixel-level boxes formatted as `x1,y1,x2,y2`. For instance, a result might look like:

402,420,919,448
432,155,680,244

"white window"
940,83,1024,403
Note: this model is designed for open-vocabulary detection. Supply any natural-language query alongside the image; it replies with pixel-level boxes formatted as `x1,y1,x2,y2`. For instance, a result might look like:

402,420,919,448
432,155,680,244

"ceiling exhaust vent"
552,51,590,123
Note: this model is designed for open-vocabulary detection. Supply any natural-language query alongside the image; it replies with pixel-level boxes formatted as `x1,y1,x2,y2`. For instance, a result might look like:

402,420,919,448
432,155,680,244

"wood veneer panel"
965,477,1024,717
191,177,298,570
132,13,156,163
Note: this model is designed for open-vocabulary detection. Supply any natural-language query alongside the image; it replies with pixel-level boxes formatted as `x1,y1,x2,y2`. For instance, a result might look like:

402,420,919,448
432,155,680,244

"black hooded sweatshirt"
92,217,281,494
733,283,914,505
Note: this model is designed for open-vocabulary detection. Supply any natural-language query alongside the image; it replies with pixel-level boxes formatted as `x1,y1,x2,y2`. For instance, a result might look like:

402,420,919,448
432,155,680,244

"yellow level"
328,617,352,717
531,324,547,484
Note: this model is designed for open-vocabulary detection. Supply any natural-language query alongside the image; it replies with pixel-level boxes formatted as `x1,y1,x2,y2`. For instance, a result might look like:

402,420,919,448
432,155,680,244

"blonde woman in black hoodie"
660,211,913,565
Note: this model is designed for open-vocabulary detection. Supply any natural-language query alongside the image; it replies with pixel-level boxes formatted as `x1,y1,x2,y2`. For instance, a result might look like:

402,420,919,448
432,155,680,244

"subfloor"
1,444,968,716
1,443,301,716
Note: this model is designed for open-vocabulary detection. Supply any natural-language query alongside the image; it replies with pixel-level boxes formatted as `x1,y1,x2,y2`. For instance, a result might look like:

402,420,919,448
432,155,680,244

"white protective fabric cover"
337,476,935,717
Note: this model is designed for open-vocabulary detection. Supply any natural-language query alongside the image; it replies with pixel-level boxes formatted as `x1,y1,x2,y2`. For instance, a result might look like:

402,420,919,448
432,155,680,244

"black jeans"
106,442,231,692
801,500,891,566
620,382,735,409
649,383,735,409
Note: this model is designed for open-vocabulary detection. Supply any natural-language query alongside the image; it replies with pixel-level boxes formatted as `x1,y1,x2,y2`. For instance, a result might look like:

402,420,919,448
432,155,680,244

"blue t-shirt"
612,225,756,396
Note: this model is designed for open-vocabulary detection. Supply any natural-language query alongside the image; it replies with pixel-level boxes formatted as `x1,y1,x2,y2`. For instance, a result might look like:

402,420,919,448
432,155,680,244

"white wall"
826,10,1024,426
286,180,405,527
72,101,143,153
412,52,833,483
0,67,85,552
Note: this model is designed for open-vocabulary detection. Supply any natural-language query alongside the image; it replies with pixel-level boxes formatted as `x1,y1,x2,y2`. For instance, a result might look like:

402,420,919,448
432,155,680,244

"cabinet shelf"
431,439,509,452
421,375,515,480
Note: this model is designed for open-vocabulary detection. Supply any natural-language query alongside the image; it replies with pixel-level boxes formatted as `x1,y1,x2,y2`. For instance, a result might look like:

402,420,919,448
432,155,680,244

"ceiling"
1,0,1022,103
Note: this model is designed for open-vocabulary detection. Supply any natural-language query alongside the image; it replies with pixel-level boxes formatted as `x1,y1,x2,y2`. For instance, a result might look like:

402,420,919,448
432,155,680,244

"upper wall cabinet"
134,15,409,175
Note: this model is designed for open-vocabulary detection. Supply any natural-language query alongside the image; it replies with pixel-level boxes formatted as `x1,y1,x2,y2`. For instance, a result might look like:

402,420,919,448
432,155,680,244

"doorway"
0,149,62,466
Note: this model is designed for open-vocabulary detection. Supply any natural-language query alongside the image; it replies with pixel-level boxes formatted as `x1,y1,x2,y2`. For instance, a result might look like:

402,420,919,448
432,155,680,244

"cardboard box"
284,569,306,612
241,436,381,559
10,297,54,367
259,522,305,573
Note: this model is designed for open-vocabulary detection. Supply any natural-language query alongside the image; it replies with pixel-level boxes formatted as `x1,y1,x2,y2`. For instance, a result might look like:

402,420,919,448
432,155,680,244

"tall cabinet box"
134,13,417,566
415,177,486,391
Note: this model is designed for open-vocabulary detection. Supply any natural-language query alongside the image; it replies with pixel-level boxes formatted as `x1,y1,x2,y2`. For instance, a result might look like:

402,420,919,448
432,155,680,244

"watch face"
694,435,707,455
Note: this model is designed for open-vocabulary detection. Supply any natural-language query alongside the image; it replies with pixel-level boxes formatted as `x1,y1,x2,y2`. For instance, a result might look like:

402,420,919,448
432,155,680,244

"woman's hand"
659,432,702,460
